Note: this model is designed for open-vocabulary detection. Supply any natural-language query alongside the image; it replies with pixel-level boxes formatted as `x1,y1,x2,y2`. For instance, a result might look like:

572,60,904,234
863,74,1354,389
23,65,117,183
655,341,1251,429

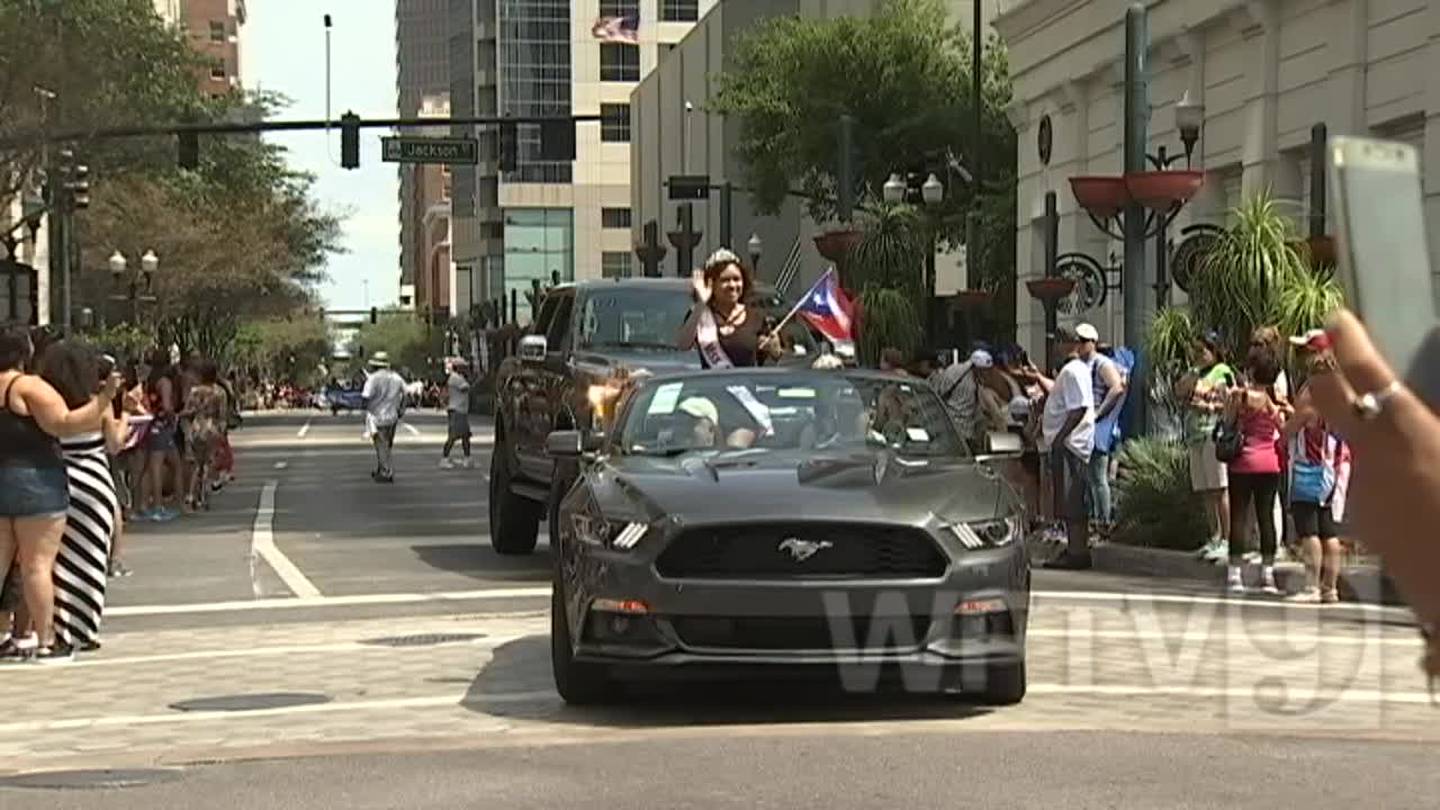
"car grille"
670,615,934,651
654,523,947,580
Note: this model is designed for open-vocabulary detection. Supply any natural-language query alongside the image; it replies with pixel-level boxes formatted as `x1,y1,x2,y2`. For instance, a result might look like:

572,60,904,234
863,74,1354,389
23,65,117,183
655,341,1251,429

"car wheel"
978,658,1027,706
550,575,618,705
488,432,541,555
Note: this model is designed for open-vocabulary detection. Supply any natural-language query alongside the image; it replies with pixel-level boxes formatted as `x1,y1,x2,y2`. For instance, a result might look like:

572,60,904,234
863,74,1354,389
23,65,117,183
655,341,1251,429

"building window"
599,43,639,81
600,103,631,142
209,20,226,42
209,58,227,79
599,0,638,16
602,251,633,278
602,207,632,229
660,0,698,22
499,0,573,183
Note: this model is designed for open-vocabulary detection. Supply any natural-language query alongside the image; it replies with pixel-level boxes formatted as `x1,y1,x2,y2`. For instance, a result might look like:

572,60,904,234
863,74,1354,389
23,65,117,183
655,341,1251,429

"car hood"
571,348,699,375
591,448,1011,526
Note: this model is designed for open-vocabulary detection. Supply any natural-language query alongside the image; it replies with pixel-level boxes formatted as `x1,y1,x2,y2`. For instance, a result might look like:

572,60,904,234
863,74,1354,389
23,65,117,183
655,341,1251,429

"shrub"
1112,437,1210,551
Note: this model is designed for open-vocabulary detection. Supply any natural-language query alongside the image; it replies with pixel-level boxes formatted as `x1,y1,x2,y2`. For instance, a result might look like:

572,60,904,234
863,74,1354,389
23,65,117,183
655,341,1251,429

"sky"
244,1,399,312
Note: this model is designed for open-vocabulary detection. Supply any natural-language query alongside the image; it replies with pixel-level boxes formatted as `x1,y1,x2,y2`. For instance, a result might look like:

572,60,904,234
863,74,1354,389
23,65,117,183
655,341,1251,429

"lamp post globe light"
921,173,944,206
108,248,160,324
108,250,127,276
882,173,906,204
747,232,763,271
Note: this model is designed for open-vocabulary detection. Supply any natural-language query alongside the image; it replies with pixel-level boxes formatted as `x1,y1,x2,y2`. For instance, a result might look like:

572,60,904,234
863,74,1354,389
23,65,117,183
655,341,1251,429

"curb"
1090,544,1405,606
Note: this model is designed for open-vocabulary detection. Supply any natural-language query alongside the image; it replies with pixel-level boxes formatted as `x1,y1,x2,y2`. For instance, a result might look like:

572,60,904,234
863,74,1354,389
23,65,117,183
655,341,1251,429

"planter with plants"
1110,437,1210,552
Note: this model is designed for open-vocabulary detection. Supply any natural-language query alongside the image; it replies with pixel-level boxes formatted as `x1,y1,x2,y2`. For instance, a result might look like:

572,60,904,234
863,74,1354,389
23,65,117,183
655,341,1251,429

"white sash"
726,385,774,436
696,307,734,369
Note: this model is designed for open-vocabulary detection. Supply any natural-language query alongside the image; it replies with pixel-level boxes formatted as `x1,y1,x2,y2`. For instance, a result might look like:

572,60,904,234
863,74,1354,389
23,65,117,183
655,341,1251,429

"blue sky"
245,1,398,311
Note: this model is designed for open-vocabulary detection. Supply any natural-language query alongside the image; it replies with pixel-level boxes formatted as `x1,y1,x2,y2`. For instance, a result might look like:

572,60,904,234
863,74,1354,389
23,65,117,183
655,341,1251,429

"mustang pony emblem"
778,537,833,562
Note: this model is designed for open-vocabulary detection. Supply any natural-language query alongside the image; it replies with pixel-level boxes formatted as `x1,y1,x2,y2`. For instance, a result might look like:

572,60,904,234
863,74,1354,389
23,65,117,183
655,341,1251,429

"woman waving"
677,249,783,368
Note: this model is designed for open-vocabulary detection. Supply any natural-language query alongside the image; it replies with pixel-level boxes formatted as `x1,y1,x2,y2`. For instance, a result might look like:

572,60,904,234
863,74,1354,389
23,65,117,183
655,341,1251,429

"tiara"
704,248,742,268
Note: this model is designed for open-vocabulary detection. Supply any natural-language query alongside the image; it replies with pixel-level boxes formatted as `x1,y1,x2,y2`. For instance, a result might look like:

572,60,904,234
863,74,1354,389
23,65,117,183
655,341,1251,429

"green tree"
352,312,441,378
0,0,206,193
234,315,333,384
710,0,1018,337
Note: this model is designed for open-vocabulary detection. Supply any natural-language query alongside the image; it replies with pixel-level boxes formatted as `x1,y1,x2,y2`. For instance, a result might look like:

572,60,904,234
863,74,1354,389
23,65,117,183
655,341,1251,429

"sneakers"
1226,566,1246,594
1196,538,1227,564
32,642,74,665
1321,588,1341,604
0,633,36,663
1259,566,1281,596
457,456,474,469
438,457,456,469
1286,587,1322,603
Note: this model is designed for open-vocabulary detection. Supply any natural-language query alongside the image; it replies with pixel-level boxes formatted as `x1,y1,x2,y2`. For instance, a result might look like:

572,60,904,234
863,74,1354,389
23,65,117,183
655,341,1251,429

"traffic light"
340,112,360,169
178,131,199,169
498,120,518,173
369,306,378,324
538,119,575,161
836,114,858,222
67,163,90,210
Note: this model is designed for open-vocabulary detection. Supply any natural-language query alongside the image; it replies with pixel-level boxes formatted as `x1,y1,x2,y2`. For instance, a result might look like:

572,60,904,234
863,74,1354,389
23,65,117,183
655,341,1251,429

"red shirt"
1230,405,1282,474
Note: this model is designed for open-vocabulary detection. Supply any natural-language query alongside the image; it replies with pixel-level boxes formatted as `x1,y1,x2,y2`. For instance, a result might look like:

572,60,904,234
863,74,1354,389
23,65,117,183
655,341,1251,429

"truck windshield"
577,288,692,350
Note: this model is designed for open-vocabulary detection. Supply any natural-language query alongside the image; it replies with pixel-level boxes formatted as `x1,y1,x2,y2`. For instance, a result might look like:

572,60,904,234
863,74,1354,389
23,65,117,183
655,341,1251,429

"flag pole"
767,267,832,340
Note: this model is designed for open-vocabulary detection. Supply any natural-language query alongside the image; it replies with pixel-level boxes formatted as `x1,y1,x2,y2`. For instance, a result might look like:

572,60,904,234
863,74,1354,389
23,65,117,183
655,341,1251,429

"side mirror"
546,430,603,458
518,334,547,363
975,431,1023,463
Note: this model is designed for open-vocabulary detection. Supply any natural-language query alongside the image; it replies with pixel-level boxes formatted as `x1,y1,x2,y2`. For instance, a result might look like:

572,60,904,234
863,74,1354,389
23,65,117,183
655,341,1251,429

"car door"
516,289,575,481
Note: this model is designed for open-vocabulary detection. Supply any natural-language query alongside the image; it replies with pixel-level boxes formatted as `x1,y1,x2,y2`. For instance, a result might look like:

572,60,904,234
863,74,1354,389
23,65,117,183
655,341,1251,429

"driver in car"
677,396,757,450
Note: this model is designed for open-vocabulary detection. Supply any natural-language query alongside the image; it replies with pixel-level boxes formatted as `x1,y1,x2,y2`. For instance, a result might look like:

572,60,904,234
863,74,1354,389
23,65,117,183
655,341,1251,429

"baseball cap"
677,396,719,425
1288,328,1331,352
1054,324,1082,343
969,349,994,369
1076,323,1100,342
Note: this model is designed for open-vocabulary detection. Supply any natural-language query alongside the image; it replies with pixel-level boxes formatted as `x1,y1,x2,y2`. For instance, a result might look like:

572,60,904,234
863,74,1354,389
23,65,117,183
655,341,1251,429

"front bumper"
565,532,1029,679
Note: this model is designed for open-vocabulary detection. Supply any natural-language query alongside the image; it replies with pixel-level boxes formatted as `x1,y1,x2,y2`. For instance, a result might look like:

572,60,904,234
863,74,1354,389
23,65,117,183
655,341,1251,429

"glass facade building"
498,0,572,184
504,209,575,320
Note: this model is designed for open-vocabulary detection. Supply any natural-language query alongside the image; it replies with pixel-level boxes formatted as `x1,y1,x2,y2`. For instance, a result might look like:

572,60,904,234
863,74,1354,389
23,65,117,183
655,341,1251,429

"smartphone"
1329,136,1440,402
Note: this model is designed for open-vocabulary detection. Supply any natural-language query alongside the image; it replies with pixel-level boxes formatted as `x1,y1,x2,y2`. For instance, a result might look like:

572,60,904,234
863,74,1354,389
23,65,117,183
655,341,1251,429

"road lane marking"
403,422,422,437
0,692,553,736
110,586,551,616
0,633,526,672
1024,628,1419,647
106,587,1414,619
250,481,322,599
273,461,288,470
5,679,1438,737
297,418,312,439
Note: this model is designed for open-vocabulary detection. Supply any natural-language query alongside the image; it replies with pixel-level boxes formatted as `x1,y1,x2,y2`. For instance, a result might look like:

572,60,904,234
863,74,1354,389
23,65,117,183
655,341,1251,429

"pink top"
1229,404,1282,474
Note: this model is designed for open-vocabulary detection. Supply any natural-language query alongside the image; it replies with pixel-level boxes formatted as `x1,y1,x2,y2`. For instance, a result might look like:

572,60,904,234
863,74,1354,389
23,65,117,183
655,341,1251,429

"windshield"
576,287,818,357
617,371,965,458
577,288,692,350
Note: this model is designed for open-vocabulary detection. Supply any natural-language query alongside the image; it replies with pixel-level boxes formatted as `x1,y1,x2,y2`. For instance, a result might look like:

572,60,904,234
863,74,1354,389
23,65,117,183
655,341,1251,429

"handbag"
1213,417,1243,463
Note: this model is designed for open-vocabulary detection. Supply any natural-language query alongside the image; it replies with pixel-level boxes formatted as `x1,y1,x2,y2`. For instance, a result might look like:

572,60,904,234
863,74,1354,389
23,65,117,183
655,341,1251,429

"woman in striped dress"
37,341,124,655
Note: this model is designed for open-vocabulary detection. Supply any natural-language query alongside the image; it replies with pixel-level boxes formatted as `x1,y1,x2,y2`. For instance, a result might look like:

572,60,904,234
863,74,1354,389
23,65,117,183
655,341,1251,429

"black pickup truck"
488,277,817,554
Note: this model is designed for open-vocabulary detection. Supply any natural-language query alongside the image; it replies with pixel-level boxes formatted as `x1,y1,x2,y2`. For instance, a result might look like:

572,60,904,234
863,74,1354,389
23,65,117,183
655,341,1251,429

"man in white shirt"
1039,325,1096,569
362,352,408,483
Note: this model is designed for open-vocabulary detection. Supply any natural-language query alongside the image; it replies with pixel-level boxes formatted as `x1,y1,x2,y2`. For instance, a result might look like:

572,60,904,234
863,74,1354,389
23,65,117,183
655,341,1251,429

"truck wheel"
489,433,541,555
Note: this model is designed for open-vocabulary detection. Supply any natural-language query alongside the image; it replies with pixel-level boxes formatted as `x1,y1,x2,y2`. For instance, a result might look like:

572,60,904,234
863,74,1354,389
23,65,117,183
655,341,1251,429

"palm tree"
848,203,927,364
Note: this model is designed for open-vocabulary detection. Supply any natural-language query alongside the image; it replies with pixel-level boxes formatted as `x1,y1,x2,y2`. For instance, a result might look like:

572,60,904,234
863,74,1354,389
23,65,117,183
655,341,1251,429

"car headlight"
944,516,1021,549
570,513,648,550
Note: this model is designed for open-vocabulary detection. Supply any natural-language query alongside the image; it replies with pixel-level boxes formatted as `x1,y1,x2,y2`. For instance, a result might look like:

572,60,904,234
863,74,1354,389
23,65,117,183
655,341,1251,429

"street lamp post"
1068,5,1207,434
108,249,159,324
883,170,946,347
747,232,763,274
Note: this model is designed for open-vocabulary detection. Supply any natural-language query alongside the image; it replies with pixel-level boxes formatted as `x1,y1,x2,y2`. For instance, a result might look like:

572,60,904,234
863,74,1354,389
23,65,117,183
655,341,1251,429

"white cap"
677,397,719,425
1075,323,1100,342
969,349,994,369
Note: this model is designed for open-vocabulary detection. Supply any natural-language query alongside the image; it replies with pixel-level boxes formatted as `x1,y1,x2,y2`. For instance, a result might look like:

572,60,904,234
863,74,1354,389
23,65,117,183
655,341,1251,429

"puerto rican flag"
796,268,856,345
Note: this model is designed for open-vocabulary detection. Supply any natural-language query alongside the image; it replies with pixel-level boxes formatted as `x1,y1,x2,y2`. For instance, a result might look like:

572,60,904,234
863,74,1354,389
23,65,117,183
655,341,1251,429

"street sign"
668,174,711,200
381,136,479,165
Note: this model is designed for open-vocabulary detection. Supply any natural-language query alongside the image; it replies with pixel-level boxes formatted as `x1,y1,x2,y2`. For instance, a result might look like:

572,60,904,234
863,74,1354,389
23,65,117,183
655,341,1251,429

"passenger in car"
677,396,757,450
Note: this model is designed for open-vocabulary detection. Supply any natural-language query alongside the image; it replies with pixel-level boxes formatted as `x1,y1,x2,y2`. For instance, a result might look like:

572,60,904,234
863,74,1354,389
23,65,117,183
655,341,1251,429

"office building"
396,0,452,305
154,0,248,96
447,0,712,324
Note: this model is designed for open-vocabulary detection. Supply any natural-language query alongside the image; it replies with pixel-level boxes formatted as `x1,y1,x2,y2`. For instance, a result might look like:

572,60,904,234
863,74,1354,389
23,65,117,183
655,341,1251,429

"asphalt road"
3,411,1434,809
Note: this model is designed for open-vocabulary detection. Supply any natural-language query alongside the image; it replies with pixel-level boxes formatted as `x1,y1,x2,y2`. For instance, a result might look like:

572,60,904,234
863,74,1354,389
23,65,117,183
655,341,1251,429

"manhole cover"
359,632,485,648
169,692,332,712
0,768,184,790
